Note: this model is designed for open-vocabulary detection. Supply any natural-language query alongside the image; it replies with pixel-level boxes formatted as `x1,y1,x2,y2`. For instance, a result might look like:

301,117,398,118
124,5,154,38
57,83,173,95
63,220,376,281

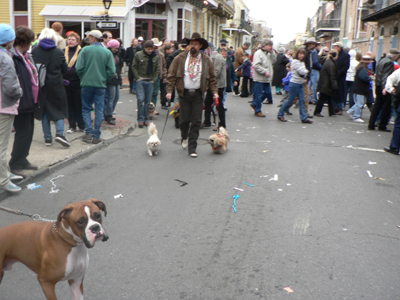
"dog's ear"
57,205,73,223
89,198,107,217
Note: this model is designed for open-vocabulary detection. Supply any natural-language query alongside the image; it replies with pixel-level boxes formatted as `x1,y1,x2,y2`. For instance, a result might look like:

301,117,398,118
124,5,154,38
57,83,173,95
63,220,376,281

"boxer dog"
0,198,108,300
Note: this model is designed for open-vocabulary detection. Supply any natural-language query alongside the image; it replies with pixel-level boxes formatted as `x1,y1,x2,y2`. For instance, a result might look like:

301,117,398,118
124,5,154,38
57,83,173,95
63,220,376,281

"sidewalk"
1,109,135,199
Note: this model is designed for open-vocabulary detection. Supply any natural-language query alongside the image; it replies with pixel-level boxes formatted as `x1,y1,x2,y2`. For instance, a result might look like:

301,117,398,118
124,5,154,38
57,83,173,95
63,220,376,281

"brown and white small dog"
148,102,156,119
147,122,161,156
208,127,229,154
0,198,108,300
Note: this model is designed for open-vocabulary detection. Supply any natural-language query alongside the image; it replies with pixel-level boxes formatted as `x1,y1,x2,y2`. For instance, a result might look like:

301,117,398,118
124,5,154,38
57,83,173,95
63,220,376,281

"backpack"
35,63,47,88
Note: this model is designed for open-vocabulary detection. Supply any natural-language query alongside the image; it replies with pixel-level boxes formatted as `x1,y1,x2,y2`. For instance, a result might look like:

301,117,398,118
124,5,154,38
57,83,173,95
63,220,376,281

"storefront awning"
39,5,129,19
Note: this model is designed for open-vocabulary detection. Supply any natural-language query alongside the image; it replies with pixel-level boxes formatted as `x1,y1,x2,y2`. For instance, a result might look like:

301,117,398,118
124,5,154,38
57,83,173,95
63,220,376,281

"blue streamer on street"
231,195,240,213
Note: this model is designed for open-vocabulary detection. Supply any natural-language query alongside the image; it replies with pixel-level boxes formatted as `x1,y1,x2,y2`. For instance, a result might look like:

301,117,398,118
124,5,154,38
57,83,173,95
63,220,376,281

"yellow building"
0,0,233,44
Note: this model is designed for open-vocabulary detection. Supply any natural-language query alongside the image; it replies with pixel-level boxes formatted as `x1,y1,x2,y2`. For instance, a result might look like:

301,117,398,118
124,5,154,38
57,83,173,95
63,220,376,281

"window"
136,19,166,40
136,3,166,15
13,0,28,27
177,9,191,41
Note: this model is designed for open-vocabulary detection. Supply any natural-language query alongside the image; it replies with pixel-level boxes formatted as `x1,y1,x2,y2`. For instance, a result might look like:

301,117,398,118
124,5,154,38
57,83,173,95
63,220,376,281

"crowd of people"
1,21,400,192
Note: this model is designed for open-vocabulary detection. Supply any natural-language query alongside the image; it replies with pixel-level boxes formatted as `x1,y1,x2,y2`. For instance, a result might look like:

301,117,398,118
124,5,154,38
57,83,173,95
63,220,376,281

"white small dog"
147,122,161,156
208,127,229,154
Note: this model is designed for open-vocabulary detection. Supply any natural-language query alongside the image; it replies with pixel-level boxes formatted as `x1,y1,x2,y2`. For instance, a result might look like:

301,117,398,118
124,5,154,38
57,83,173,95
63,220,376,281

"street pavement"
0,88,399,300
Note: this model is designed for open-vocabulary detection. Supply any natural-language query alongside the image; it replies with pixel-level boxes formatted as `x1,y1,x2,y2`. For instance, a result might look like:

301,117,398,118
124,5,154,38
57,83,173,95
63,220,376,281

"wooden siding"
0,1,10,24
31,0,125,35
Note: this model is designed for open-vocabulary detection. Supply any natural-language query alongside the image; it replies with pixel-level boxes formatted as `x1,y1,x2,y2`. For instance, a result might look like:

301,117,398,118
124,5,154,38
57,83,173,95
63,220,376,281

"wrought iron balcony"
225,19,253,34
315,19,341,32
363,0,400,21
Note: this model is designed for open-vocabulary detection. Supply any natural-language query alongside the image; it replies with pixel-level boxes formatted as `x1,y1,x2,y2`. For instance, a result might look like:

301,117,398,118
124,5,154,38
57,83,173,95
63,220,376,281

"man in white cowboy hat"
304,37,322,105
332,41,350,115
150,37,167,115
166,32,218,158
368,48,400,132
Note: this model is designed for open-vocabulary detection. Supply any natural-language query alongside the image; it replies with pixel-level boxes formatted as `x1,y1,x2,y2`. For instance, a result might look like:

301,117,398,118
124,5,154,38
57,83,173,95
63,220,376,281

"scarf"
15,47,39,87
38,39,57,50
188,52,202,81
65,45,81,69
144,51,157,74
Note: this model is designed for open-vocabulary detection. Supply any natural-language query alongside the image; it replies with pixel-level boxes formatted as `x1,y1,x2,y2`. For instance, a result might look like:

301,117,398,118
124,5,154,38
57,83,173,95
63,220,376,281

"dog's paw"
148,149,153,156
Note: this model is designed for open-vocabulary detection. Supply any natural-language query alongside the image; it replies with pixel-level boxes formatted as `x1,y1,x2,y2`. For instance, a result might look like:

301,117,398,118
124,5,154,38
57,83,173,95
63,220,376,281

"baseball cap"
86,30,102,39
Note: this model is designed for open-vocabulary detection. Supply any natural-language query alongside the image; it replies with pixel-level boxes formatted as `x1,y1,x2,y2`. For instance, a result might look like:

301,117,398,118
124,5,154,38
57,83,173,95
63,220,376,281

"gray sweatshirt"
290,59,309,84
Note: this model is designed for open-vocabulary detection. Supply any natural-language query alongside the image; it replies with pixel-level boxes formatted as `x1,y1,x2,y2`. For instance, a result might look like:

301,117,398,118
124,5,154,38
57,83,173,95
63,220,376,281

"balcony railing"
226,19,252,33
316,19,341,30
372,0,400,10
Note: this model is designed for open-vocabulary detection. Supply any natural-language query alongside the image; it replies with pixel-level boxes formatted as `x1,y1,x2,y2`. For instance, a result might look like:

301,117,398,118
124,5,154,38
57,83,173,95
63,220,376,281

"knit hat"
107,39,120,48
144,40,154,48
0,24,16,45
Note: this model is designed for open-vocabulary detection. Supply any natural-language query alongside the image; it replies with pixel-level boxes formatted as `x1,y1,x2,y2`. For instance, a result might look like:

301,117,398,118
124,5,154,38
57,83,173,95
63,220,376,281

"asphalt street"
0,89,399,300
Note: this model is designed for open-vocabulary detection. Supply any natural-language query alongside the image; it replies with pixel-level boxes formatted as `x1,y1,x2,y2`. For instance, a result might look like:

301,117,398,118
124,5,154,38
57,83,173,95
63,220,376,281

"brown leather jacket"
166,50,218,97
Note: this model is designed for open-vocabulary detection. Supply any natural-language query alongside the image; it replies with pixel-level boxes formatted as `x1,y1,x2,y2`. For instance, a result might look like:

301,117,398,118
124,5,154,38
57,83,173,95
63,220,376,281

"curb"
0,124,135,201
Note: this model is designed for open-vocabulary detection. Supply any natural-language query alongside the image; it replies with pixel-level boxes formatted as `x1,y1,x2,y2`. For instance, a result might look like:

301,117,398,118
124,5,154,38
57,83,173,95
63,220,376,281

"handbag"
35,63,47,88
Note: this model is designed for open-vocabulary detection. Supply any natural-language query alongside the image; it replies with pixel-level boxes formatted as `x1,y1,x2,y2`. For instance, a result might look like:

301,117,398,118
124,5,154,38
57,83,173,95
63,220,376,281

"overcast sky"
244,0,320,45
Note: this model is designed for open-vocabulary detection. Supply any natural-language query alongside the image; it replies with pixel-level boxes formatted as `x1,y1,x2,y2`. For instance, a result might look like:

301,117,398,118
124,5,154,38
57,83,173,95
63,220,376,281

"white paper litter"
367,170,373,178
233,187,244,191
114,194,123,199
368,161,377,165
269,174,278,181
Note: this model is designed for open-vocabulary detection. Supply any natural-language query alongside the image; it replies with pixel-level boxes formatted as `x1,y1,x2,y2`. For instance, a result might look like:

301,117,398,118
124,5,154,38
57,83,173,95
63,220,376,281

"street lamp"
103,0,112,21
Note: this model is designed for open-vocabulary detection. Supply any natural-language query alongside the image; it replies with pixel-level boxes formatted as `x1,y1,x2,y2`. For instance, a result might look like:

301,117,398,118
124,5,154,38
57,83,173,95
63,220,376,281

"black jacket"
317,57,338,96
375,56,394,87
108,49,124,85
352,66,371,95
63,45,81,89
272,53,290,87
336,50,350,79
125,45,142,82
10,48,36,113
31,44,68,121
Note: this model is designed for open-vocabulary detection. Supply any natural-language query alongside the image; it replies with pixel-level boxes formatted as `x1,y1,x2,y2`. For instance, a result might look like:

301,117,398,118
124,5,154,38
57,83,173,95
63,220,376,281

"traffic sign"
90,15,113,21
96,21,119,29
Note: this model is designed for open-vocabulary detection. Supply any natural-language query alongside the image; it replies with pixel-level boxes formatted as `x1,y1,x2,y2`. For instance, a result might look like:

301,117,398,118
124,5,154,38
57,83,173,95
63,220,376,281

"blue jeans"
105,84,120,116
253,82,271,113
130,80,137,93
390,103,400,149
81,87,106,139
348,94,366,119
137,80,154,122
278,82,308,122
345,81,354,108
308,69,319,103
151,77,160,105
42,111,64,139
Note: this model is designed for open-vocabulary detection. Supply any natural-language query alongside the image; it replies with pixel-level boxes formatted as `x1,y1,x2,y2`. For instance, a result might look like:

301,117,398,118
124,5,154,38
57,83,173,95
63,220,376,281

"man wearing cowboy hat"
166,32,218,158
368,48,400,132
151,37,167,115
332,41,350,115
304,37,322,105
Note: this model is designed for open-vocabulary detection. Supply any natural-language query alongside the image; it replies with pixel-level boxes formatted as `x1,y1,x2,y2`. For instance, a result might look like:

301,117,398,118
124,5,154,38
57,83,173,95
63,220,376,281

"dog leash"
0,205,55,222
159,107,170,140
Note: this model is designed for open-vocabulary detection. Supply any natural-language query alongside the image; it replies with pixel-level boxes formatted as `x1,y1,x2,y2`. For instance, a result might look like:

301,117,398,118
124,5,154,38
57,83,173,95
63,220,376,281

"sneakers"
67,128,75,134
82,134,93,143
353,118,364,123
45,138,52,146
2,182,22,193
255,112,266,117
189,151,198,158
181,139,188,149
10,173,24,181
55,134,70,147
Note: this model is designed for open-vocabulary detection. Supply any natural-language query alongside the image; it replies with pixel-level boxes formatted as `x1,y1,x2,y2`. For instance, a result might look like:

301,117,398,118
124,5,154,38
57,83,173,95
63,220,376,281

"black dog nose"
90,224,100,234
